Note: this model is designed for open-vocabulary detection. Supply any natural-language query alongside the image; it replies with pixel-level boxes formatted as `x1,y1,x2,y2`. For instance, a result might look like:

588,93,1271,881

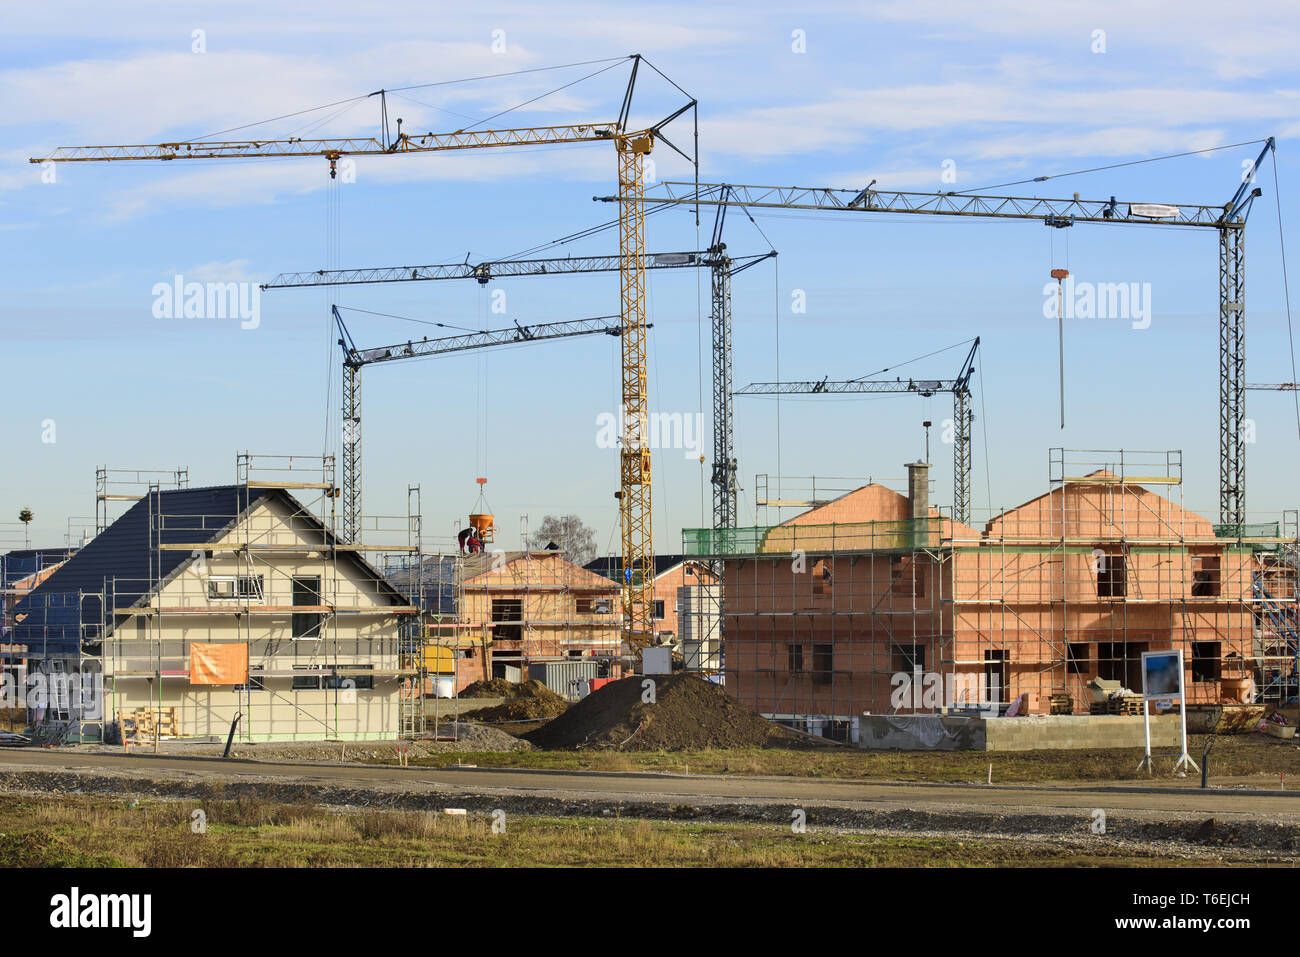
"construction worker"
457,526,482,554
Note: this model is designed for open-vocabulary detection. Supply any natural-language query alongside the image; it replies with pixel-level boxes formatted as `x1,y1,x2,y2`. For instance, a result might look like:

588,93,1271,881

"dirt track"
1,746,1298,861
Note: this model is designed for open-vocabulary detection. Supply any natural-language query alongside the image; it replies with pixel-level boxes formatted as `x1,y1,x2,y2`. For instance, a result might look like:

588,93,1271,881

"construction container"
498,664,521,683
468,513,495,542
1221,676,1253,703
528,660,602,700
1186,703,1267,734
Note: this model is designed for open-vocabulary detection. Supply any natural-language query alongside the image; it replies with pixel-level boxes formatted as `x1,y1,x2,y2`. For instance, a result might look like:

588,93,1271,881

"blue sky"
2,1,1299,553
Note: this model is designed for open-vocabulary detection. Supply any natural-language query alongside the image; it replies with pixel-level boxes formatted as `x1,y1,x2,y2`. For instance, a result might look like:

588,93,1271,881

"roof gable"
465,551,618,590
17,485,410,615
984,472,1215,540
17,486,273,614
774,483,982,542
585,553,688,581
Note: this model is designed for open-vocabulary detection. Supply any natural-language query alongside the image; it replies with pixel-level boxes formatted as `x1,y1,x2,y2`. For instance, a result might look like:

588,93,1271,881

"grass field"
0,793,1202,868
386,732,1300,783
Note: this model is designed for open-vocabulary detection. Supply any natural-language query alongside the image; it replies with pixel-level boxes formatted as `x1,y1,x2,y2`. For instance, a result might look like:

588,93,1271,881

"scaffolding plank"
118,605,419,615
243,480,334,489
157,542,419,552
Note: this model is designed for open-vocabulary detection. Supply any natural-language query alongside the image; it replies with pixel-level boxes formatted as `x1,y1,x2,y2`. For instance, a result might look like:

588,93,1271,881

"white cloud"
188,258,256,282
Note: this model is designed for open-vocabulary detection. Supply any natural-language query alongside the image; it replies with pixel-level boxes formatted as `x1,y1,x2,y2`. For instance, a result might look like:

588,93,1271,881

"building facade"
686,455,1298,723
10,485,416,742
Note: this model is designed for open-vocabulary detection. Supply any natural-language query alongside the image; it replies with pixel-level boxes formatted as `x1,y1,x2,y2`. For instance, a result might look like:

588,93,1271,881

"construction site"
4,26,1300,888
3,54,1299,744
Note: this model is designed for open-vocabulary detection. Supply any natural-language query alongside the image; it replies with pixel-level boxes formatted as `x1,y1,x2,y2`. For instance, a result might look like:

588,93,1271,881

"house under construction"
683,449,1299,735
395,548,625,694
7,455,426,743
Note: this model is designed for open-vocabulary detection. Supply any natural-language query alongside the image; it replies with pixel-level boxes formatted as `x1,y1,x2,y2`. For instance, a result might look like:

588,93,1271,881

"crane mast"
31,55,694,647
737,337,981,524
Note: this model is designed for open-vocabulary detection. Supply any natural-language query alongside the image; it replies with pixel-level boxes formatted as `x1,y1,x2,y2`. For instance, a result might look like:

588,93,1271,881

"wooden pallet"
151,707,177,737
118,710,149,745
1048,693,1073,716
1089,696,1145,716
119,707,178,744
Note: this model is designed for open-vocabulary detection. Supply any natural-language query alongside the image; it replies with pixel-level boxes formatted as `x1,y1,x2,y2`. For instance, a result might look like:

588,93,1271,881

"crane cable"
773,255,782,502
1271,154,1300,445
323,165,341,462
977,351,993,519
953,138,1273,195
696,201,705,526
192,56,631,142
848,337,977,383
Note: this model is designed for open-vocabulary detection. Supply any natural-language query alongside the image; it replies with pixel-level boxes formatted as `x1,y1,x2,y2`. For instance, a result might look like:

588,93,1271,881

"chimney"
907,461,932,547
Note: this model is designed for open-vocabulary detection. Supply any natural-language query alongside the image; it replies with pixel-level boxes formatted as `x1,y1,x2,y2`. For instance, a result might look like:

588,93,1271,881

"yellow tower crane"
30,55,695,655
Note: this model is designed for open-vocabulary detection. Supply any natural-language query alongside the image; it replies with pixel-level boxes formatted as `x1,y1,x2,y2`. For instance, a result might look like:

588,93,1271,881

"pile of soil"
459,697,569,722
458,680,569,722
524,673,806,751
460,678,523,698
461,678,560,700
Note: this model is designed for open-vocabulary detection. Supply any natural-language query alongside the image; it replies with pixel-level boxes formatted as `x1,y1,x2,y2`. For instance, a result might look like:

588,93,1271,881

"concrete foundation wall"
856,713,1184,751
985,714,1183,751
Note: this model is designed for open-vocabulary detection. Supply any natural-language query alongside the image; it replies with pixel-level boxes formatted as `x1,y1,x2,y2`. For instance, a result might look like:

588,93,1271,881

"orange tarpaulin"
189,643,249,685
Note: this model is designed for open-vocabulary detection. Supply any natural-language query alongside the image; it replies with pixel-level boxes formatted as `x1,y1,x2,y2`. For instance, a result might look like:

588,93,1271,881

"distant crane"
31,54,695,647
736,338,981,524
266,243,778,532
333,306,633,543
602,137,1278,530
264,250,773,289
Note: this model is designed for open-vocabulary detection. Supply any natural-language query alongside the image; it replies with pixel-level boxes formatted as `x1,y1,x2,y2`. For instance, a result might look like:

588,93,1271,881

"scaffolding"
0,543,85,741
435,519,624,684
63,454,424,743
383,542,462,737
96,466,188,534
1,585,102,744
684,449,1300,738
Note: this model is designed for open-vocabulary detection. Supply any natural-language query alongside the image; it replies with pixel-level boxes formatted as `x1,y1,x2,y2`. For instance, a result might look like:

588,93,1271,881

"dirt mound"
524,674,806,751
458,679,568,722
460,697,569,722
460,678,564,702
460,678,520,698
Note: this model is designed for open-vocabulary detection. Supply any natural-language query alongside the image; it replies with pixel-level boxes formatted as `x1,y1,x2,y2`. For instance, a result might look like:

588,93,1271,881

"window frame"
207,575,265,602
236,666,267,692
291,575,323,640
1191,642,1222,683
812,643,834,685
1096,550,1127,599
